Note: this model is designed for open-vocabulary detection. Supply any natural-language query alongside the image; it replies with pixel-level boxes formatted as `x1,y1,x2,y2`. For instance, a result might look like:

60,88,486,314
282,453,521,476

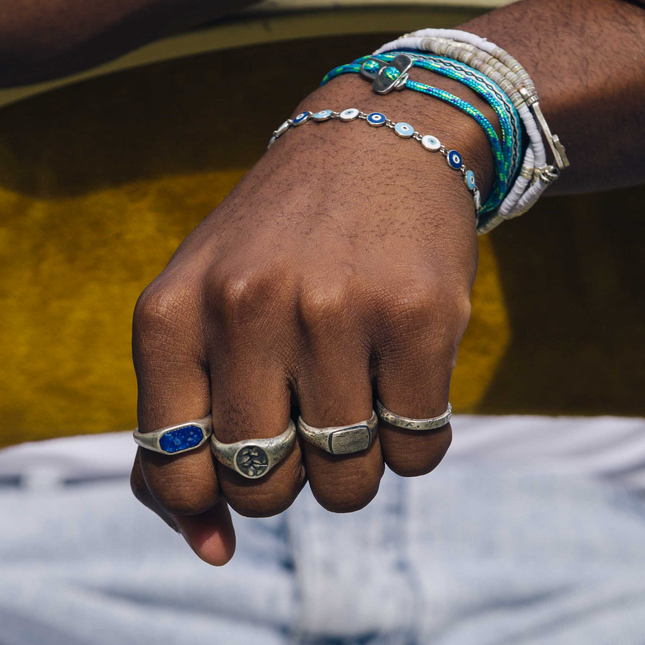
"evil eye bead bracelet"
268,108,482,214
323,55,513,216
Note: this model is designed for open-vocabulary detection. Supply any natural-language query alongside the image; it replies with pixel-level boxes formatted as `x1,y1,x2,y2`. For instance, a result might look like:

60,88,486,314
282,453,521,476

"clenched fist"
131,71,496,565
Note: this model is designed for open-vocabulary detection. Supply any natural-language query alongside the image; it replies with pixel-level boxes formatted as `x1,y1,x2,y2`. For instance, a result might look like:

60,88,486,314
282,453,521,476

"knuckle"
437,295,472,360
133,280,196,340
297,278,353,331
220,456,304,518
218,272,263,312
309,467,381,514
225,482,300,518
383,429,452,478
208,266,281,323
387,455,442,478
139,451,219,516
383,279,437,324
313,482,379,514
454,295,472,332
149,473,218,516
381,280,471,349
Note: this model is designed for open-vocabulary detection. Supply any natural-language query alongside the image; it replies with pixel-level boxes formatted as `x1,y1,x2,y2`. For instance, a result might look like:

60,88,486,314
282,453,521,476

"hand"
130,72,495,565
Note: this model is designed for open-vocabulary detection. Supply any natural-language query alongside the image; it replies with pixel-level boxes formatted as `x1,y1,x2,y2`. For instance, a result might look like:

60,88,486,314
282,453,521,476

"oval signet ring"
297,411,378,455
210,420,297,479
133,416,212,455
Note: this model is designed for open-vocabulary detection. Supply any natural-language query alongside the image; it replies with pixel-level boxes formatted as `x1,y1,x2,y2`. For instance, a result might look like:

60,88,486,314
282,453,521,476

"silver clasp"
518,87,570,171
536,165,560,184
360,54,413,95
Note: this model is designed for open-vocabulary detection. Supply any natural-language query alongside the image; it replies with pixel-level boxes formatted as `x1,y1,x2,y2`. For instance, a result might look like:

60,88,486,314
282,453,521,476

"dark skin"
3,0,643,564
0,0,259,87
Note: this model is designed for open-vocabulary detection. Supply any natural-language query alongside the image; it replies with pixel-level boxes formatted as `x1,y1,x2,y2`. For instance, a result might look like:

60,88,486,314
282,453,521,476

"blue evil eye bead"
313,109,333,122
447,150,463,170
159,425,204,454
339,108,360,122
275,120,291,137
464,170,477,191
292,111,311,126
394,122,414,138
267,135,277,149
421,134,441,152
366,112,387,127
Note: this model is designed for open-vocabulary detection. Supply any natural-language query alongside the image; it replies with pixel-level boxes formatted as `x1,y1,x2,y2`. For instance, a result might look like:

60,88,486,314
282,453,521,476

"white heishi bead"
394,122,414,138
339,108,360,122
276,120,290,137
313,109,333,122
421,135,441,151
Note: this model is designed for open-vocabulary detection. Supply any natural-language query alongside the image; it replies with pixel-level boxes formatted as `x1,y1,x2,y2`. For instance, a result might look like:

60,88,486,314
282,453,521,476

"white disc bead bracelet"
375,28,569,232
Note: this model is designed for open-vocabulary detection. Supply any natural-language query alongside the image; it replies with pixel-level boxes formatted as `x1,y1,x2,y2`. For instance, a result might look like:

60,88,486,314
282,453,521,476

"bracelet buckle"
518,88,570,171
536,165,560,184
360,54,413,94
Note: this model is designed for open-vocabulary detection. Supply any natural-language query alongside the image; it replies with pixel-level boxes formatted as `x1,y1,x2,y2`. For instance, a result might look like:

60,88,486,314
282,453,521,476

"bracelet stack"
268,108,482,212
322,53,520,218
267,28,568,234
374,28,569,233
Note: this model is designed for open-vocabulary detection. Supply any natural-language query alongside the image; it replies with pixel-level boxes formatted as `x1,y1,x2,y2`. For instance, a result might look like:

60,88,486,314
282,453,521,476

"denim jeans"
1,415,644,645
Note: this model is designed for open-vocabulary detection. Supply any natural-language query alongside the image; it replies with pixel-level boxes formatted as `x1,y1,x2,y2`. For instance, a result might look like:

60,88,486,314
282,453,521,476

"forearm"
459,0,645,194
4,0,643,195
0,0,260,87
292,0,645,204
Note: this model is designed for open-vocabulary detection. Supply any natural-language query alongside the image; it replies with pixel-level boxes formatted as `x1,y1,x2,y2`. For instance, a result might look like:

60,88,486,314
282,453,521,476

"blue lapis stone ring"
210,420,297,480
133,416,212,455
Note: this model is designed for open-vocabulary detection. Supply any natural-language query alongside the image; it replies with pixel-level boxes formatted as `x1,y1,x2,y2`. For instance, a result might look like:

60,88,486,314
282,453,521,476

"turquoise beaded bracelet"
322,54,512,215
378,51,522,186
268,108,482,214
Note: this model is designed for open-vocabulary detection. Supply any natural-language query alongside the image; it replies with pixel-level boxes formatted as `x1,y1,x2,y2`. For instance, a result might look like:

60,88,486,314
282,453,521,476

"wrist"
296,69,498,206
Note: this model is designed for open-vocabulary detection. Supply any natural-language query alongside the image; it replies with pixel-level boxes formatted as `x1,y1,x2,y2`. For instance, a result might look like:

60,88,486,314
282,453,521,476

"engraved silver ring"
297,411,378,455
210,420,297,479
133,416,213,455
376,400,452,431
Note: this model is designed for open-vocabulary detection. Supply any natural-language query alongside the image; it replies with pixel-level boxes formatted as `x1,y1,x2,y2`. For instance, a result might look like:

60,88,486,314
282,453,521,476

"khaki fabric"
0,36,643,448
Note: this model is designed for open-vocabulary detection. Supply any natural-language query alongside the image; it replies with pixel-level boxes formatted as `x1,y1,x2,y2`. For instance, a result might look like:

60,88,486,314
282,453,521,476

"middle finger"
294,278,384,513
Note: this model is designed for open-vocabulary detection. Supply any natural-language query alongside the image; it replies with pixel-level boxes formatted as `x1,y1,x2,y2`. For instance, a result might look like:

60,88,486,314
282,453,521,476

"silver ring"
210,420,297,479
376,400,452,430
133,416,212,455
297,411,378,455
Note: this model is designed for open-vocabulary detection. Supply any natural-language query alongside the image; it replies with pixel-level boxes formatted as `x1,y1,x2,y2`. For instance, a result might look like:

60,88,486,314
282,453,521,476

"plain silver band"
297,411,378,455
133,416,213,454
210,420,296,480
376,400,452,431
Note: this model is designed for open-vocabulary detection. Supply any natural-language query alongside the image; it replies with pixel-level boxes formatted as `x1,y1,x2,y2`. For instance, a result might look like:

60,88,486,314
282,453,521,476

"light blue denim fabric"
1,417,645,645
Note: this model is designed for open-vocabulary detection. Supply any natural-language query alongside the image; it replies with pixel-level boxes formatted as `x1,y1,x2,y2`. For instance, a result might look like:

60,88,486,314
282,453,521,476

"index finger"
132,282,235,565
